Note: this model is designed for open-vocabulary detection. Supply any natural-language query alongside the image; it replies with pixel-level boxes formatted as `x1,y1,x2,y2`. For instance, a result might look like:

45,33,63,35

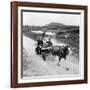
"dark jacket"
37,40,43,46
46,41,53,47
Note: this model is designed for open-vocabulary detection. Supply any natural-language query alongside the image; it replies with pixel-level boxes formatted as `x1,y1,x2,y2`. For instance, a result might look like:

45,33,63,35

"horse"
35,40,71,65
40,45,70,64
52,45,70,65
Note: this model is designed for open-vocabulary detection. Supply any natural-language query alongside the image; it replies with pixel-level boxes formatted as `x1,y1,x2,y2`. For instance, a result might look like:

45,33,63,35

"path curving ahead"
23,35,79,77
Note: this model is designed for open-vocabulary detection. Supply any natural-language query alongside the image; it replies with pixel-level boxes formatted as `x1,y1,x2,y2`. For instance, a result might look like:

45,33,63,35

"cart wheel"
35,47,40,55
42,52,46,61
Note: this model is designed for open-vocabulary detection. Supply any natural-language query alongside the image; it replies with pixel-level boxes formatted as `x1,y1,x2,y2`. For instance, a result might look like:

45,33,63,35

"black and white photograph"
20,8,83,81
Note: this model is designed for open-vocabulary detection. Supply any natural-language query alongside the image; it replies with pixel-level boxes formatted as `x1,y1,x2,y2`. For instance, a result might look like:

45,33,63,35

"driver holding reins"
45,38,53,49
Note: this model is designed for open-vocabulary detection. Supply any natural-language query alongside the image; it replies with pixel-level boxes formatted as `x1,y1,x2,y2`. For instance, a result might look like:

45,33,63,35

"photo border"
11,1,88,88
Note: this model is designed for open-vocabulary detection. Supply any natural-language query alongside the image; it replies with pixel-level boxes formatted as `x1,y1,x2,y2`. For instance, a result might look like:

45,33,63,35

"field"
56,33,79,57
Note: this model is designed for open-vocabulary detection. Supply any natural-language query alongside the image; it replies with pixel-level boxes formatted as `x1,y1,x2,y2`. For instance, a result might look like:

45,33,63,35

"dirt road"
23,35,79,77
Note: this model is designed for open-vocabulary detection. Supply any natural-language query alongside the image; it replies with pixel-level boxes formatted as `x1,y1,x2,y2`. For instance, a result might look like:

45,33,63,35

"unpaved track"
23,35,79,77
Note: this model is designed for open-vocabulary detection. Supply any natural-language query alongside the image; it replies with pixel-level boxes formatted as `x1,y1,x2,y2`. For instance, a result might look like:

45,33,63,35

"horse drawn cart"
35,41,70,64
35,43,52,61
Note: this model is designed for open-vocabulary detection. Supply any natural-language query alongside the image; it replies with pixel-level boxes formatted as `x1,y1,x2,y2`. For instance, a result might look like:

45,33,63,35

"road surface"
23,35,79,77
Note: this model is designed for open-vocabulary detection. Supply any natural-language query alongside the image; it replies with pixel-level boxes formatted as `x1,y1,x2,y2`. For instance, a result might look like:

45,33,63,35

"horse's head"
66,45,73,55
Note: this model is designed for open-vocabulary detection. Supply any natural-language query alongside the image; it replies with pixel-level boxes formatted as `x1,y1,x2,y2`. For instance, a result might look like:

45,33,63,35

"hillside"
23,22,79,32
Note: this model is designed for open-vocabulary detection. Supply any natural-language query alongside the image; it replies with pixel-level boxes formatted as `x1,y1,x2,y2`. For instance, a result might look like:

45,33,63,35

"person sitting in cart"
37,37,43,47
45,38,53,48
35,37,43,55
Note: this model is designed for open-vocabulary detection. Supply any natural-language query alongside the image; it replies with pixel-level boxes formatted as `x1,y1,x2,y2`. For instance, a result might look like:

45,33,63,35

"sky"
23,12,81,26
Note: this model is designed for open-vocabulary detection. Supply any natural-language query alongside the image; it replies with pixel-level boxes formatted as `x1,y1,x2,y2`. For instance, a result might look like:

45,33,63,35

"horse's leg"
57,57,61,66
64,54,67,60
64,56,66,60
